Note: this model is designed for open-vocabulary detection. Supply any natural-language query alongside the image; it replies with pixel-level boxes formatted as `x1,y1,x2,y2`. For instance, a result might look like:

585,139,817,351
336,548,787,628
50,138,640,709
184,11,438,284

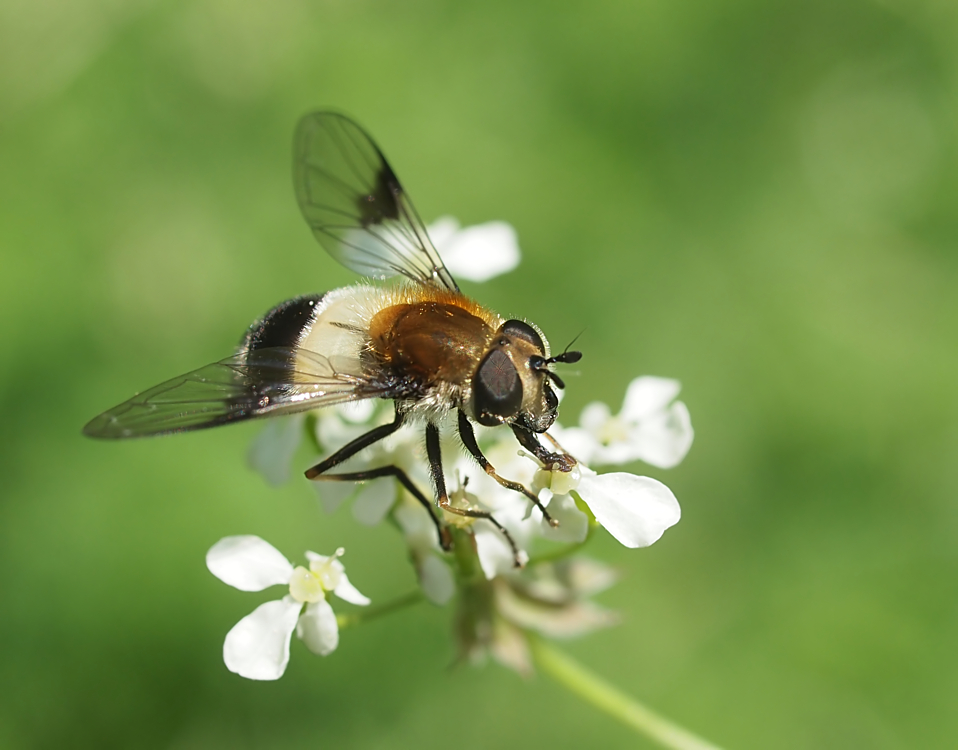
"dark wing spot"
358,164,401,227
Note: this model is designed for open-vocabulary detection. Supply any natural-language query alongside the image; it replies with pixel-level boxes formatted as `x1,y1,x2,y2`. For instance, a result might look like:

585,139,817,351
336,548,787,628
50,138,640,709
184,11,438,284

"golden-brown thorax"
368,294,497,388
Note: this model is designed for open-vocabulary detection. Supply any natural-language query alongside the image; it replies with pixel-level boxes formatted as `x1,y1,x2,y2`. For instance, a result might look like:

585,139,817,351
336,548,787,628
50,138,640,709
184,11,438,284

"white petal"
564,556,619,596
576,471,680,548
351,480,395,526
425,215,461,247
311,480,356,514
620,377,682,422
624,400,694,469
440,221,520,282
539,492,589,544
495,582,619,638
316,412,373,455
475,522,520,579
335,400,376,424
207,536,294,591
548,425,600,465
333,573,371,606
247,414,306,487
417,552,455,605
394,500,440,551
592,440,643,466
578,401,612,434
297,599,339,656
223,597,302,680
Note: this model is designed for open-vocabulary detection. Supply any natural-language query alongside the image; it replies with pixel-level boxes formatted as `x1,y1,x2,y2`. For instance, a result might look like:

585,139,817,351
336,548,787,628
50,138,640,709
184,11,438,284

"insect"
84,112,581,563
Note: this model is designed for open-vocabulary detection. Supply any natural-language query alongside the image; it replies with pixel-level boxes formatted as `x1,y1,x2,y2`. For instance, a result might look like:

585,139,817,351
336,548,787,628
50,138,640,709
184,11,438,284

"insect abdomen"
242,294,326,354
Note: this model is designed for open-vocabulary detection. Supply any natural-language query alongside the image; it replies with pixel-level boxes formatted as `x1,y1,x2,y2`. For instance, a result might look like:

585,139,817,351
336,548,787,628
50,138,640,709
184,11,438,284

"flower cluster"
208,218,693,678
207,535,368,680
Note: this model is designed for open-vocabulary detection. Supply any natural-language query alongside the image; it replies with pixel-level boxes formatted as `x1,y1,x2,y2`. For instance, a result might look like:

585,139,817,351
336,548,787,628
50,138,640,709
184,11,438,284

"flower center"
596,415,628,446
442,483,481,528
533,463,582,496
309,547,345,591
288,566,325,603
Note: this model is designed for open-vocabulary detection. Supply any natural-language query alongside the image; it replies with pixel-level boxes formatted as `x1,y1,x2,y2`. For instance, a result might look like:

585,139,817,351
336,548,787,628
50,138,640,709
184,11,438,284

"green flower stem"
336,590,424,629
530,638,724,750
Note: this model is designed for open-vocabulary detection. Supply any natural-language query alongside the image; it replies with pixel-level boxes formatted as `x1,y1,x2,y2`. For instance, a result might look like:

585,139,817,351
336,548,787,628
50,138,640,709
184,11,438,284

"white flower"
312,407,429,525
394,499,455,605
206,536,369,680
556,376,693,469
570,467,681,548
247,413,307,487
428,216,520,282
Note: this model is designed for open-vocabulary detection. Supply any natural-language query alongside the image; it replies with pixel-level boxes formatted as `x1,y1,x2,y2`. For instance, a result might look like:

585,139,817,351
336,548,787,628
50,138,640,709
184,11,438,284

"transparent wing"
83,348,392,439
293,111,459,292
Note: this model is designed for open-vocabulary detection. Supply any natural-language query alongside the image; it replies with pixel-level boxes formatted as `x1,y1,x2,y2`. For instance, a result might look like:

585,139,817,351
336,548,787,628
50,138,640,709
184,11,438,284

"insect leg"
510,424,577,473
457,411,557,528
313,465,451,551
304,405,405,479
426,422,523,568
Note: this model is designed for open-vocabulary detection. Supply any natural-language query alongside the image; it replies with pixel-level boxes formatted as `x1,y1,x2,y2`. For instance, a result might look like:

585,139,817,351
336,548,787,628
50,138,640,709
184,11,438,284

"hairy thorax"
367,290,500,405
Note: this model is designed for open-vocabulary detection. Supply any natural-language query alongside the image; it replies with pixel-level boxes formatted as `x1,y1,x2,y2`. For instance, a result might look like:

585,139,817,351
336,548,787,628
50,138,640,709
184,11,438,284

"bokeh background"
2,1,957,747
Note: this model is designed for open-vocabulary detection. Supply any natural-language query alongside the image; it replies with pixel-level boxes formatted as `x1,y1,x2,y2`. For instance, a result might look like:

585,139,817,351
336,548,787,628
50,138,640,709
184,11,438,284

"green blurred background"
2,0,956,747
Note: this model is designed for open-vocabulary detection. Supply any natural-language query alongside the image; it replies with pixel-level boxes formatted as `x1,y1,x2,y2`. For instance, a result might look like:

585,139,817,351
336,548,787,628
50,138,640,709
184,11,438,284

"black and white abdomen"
241,284,394,384
241,294,327,356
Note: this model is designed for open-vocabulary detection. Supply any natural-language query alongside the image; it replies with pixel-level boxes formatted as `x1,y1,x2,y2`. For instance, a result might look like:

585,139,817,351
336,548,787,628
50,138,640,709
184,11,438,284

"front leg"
425,422,524,568
511,424,578,473
457,411,557,527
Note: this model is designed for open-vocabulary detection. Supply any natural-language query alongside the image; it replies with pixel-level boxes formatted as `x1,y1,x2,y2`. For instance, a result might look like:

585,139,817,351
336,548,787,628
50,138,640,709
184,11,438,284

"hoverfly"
84,112,581,563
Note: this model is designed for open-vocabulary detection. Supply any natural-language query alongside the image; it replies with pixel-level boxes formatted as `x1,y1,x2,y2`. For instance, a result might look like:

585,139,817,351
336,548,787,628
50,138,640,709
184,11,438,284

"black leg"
425,422,523,568
315,465,450,551
304,406,405,479
510,424,577,473
457,411,557,527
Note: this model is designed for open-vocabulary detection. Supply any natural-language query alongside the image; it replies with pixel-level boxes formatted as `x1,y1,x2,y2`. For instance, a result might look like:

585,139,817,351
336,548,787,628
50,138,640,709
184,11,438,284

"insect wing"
83,347,386,439
293,111,459,292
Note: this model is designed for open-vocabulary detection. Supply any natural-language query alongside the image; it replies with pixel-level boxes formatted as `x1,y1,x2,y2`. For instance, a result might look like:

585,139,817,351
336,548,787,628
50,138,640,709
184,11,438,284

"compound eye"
473,349,523,426
501,319,544,353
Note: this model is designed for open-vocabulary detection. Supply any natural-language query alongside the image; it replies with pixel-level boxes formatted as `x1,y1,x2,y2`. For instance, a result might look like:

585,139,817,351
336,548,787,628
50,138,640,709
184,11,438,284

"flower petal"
333,573,371,606
539,492,589,544
547,424,600,466
624,400,694,469
438,220,520,282
223,597,302,680
578,402,612,434
311,480,356,514
425,215,460,246
336,400,376,424
247,414,306,487
297,598,339,656
620,376,682,422
207,536,294,591
495,580,619,638
576,471,680,548
417,552,455,605
475,522,522,579
394,500,441,551
351,480,396,526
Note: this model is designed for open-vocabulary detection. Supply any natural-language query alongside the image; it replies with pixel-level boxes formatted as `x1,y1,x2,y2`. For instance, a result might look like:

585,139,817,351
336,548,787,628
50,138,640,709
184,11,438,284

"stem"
336,590,424,629
525,539,589,566
530,638,724,750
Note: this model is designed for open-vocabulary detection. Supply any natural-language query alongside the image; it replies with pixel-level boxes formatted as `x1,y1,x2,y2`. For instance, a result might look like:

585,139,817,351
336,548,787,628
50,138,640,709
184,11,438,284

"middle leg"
425,422,523,568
